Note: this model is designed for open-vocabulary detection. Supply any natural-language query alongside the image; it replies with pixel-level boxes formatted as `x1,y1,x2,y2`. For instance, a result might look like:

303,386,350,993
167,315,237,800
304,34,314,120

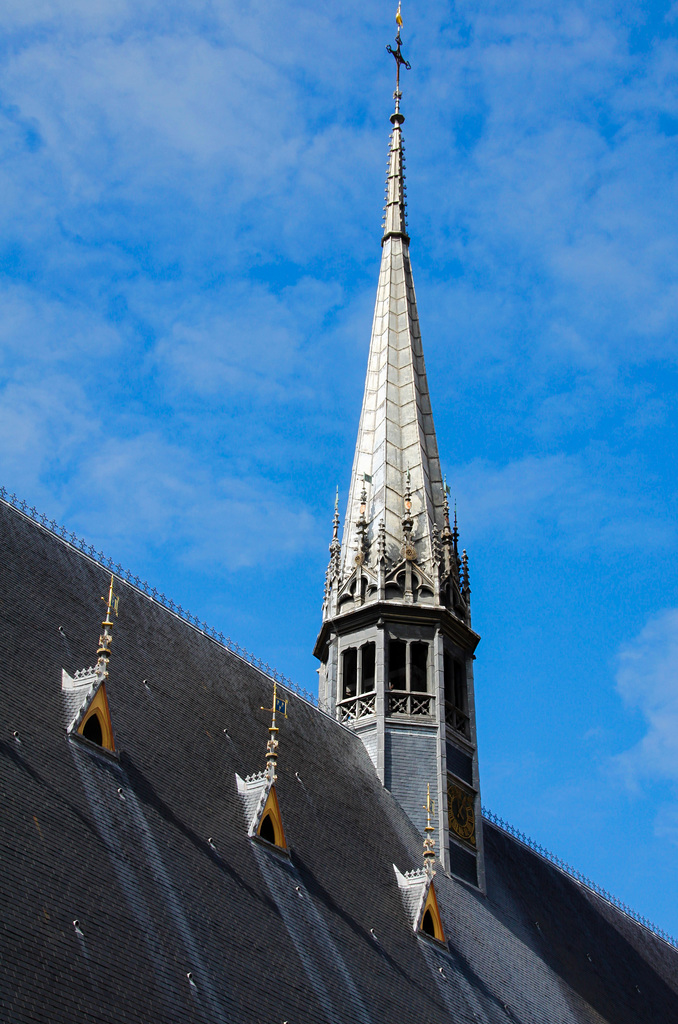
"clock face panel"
448,780,476,846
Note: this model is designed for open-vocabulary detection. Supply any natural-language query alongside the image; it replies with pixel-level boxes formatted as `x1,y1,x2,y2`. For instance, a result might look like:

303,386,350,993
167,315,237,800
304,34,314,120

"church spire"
315,11,484,892
338,13,444,588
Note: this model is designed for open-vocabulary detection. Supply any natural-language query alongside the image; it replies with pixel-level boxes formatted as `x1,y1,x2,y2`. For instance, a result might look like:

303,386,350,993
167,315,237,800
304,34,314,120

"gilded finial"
261,679,287,782
96,575,119,674
423,783,436,876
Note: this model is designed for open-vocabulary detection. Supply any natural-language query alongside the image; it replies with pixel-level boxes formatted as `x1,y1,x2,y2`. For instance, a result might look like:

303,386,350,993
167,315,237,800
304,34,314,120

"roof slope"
1,500,677,1024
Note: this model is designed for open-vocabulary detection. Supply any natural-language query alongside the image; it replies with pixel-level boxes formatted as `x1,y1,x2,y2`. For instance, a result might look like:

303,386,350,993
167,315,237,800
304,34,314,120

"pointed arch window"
256,786,287,851
82,713,103,745
418,884,445,944
77,684,116,752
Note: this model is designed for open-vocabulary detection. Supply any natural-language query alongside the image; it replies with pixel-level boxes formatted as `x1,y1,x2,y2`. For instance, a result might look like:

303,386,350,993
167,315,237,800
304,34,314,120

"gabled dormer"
62,575,119,754
236,681,288,853
395,786,446,943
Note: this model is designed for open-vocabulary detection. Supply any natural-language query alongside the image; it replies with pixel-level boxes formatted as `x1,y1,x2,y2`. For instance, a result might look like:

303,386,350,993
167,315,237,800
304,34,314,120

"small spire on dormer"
262,679,287,783
423,782,436,878
96,574,119,676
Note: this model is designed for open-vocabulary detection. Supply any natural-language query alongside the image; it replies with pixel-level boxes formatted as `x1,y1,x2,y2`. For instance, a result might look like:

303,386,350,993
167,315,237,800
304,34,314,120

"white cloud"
616,608,678,784
449,450,674,554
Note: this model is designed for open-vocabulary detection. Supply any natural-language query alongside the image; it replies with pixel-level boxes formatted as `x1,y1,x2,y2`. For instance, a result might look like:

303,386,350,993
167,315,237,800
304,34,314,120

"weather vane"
386,2,411,92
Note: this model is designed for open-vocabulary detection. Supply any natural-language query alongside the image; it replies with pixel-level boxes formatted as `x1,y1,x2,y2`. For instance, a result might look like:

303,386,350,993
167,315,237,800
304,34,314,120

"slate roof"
1,498,677,1024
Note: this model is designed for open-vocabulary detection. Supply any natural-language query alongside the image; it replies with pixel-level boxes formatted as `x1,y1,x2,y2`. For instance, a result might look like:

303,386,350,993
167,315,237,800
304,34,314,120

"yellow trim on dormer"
78,683,115,752
257,785,287,850
420,882,445,943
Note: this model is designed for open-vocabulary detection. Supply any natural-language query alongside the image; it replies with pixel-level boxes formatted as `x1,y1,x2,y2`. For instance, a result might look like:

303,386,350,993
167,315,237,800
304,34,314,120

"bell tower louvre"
314,17,484,889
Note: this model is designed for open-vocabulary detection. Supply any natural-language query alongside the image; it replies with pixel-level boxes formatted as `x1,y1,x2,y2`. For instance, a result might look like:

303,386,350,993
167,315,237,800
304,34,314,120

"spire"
423,783,436,878
340,11,445,583
262,679,287,783
96,574,119,675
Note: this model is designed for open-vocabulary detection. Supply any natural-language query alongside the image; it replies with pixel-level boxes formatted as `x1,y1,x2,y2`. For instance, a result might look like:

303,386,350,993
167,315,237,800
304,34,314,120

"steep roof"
1,498,677,1023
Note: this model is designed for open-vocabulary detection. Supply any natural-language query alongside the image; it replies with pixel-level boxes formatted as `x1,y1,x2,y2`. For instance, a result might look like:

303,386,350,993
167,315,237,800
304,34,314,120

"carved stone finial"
432,523,441,566
377,518,386,563
461,549,471,599
402,469,415,558
443,476,451,529
330,487,341,565
355,481,369,564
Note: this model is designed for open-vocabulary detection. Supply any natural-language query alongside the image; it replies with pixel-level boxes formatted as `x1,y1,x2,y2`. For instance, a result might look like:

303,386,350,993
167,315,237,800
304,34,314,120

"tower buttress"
315,12,485,890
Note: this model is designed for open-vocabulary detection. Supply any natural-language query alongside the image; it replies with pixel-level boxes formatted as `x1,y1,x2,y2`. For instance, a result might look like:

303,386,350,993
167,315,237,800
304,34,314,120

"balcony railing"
445,703,470,739
337,691,377,723
387,690,435,718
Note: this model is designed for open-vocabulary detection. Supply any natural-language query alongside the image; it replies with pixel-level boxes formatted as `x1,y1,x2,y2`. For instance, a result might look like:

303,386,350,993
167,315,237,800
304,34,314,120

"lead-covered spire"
338,27,446,590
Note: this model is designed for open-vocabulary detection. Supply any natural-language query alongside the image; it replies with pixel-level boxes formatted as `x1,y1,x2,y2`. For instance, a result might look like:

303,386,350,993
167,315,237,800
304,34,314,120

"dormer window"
63,668,116,754
419,885,445,943
82,712,103,746
256,788,287,850
422,909,435,936
236,773,288,853
259,814,276,844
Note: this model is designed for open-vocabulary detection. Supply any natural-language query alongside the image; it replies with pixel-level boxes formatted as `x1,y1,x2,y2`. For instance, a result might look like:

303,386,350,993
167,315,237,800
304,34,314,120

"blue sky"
2,0,677,936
